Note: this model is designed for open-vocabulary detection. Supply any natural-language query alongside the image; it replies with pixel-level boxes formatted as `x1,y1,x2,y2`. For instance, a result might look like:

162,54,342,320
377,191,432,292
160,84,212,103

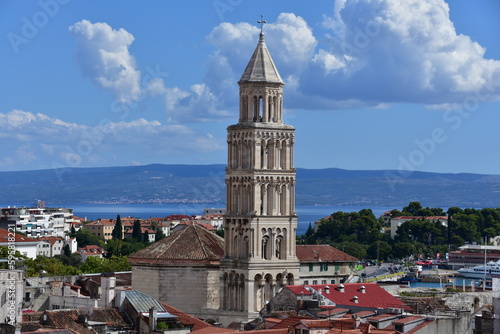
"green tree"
112,215,123,240
24,256,81,277
155,229,166,242
367,241,392,262
63,244,71,257
392,242,414,259
334,242,366,260
69,225,77,238
54,253,82,267
105,238,125,257
402,202,423,216
75,228,104,248
80,255,131,274
132,219,142,242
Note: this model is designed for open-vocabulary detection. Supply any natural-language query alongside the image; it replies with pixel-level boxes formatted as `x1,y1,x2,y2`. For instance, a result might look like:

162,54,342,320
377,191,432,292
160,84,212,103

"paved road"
358,263,395,278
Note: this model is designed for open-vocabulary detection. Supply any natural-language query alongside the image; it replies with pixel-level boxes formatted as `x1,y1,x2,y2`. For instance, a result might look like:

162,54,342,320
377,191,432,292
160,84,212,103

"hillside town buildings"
2,20,499,334
0,205,80,238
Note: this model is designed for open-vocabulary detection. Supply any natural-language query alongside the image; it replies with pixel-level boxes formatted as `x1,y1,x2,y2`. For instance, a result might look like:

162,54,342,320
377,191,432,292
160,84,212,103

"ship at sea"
457,260,500,279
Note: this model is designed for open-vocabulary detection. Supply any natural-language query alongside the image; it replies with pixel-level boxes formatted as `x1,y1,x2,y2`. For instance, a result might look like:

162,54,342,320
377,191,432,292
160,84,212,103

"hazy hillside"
1,164,500,207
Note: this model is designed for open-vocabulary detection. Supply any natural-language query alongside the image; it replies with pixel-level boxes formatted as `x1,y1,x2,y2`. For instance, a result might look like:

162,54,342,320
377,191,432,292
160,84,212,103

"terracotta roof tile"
159,301,212,331
0,228,38,243
287,283,410,311
37,236,64,246
296,245,358,262
38,308,129,334
128,224,224,265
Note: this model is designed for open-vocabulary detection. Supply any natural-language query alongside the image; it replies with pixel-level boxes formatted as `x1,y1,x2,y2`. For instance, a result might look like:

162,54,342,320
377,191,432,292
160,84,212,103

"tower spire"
257,14,267,36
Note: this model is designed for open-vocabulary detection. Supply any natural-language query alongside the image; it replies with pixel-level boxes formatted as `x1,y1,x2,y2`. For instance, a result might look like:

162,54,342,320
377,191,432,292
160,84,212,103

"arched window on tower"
275,236,282,259
259,97,264,121
262,235,269,260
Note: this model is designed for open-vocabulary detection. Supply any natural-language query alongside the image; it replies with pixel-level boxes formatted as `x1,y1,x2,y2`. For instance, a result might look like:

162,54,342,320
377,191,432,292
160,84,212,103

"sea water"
2,203,394,236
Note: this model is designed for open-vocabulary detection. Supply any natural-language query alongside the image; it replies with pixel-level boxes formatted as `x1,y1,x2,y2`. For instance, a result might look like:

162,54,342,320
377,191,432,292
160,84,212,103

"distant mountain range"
1,164,500,208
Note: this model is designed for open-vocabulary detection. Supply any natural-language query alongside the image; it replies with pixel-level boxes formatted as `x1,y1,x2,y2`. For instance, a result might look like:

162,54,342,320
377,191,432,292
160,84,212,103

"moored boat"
457,259,500,279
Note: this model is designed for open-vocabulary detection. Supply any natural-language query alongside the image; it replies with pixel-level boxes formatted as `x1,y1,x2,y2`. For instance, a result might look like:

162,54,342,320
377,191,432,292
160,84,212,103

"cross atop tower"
257,14,266,35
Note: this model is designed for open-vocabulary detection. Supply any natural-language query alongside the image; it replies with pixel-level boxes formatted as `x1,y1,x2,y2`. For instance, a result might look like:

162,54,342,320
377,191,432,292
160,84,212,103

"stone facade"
129,224,225,318
131,265,221,317
218,31,300,325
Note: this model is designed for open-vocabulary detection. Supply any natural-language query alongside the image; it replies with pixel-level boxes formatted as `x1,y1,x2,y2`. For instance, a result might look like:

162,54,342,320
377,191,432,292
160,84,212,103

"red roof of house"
166,215,191,221
38,236,64,246
296,245,358,263
0,228,38,243
271,316,315,330
287,283,410,311
189,327,234,334
128,224,224,265
78,245,107,256
287,285,314,296
85,219,115,226
299,319,332,328
159,301,211,332
352,310,377,318
366,314,400,321
392,316,424,324
174,221,217,231
392,216,447,220
317,308,349,316
124,227,155,234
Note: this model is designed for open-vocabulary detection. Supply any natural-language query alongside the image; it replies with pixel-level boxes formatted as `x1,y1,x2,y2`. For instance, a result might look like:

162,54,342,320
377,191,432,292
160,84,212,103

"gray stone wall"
132,265,220,317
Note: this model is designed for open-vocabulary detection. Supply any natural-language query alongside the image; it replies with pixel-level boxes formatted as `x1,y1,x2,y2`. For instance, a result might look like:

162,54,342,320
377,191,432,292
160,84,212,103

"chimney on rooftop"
352,315,361,329
337,284,344,293
149,307,157,331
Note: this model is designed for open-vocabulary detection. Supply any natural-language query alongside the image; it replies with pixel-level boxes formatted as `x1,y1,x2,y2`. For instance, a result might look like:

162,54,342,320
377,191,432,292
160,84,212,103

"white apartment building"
0,206,77,238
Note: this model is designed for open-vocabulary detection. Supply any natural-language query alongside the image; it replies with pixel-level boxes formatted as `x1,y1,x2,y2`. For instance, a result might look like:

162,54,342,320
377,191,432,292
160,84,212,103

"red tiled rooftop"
287,285,314,296
288,283,410,311
0,228,38,243
296,245,358,262
129,224,224,265
38,236,64,246
392,316,424,324
367,314,400,321
159,301,211,331
392,216,447,220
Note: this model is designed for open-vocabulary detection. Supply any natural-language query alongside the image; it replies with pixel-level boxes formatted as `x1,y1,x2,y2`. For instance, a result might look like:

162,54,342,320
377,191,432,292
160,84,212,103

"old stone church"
130,29,301,325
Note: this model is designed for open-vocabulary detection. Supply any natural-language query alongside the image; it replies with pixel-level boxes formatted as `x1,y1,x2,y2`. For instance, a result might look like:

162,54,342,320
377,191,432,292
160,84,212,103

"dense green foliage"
112,215,123,240
75,229,104,248
20,255,131,277
299,202,500,261
155,229,166,242
132,219,142,242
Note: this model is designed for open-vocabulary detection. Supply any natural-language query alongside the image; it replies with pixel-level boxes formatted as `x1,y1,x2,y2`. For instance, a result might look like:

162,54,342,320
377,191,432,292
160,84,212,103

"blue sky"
1,0,500,174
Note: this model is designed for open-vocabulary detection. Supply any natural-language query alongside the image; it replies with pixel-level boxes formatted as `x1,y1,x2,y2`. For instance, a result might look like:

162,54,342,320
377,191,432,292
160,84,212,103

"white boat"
457,260,500,279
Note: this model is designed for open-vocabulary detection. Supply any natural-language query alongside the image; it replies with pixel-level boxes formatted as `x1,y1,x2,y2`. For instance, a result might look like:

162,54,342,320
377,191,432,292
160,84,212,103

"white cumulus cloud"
301,0,500,107
69,20,142,104
0,110,223,171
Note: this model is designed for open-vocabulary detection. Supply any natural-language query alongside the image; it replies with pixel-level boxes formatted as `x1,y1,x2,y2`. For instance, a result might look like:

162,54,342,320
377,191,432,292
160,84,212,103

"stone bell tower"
219,28,299,324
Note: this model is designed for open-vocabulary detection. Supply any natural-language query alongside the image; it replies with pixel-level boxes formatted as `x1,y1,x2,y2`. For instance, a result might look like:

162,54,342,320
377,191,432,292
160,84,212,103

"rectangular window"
320,263,328,271
335,264,340,271
304,280,309,285
330,279,336,284
312,280,317,285
321,280,327,284
309,263,313,271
